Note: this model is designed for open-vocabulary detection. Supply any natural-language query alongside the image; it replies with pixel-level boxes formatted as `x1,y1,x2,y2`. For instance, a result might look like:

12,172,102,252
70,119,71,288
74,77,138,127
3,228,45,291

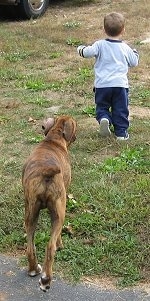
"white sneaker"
116,133,129,141
99,118,111,137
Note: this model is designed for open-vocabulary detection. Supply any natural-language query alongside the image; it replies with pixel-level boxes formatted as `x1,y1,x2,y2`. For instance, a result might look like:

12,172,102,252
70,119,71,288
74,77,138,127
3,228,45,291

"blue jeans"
95,87,129,137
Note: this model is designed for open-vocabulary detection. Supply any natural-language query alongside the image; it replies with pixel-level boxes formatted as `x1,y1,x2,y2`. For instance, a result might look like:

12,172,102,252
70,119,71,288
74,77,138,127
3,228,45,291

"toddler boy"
77,12,139,140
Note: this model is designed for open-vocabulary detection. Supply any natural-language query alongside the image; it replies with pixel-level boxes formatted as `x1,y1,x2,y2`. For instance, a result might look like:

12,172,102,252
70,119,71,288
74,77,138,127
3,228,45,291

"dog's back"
22,138,71,209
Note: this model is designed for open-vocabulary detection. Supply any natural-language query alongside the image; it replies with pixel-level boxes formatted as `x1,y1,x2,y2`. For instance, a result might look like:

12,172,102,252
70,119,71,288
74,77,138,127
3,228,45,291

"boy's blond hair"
104,12,125,37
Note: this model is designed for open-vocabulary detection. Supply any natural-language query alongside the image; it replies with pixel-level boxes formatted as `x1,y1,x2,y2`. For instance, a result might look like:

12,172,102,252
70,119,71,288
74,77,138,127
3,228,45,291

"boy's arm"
126,46,139,67
77,42,99,58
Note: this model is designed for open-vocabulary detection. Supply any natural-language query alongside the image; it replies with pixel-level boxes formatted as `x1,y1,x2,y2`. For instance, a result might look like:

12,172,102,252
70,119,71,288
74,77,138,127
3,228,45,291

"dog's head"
42,116,77,145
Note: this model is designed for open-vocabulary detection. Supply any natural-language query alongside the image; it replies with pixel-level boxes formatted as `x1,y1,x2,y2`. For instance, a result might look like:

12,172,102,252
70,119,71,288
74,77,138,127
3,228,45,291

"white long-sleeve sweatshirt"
77,39,139,88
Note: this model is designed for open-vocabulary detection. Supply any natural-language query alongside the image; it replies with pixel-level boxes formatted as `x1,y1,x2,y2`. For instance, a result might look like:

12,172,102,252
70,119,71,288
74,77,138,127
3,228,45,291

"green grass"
0,0,150,288
130,86,150,106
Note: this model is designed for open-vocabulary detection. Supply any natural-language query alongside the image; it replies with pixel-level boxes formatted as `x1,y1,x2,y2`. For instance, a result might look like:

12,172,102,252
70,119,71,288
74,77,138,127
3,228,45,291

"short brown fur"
22,115,77,291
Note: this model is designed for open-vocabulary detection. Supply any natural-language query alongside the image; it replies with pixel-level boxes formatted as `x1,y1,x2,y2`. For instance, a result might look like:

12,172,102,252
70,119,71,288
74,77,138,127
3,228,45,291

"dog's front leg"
39,240,56,292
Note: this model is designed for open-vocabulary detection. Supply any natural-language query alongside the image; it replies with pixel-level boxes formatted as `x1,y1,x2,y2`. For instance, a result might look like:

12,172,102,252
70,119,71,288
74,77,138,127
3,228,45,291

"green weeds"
66,38,83,46
1,51,30,62
49,52,63,59
83,105,95,116
130,87,150,106
24,78,62,91
100,147,149,174
63,21,81,28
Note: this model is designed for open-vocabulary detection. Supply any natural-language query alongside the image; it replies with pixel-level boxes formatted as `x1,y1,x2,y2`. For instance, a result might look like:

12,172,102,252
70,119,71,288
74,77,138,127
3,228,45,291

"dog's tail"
41,166,61,178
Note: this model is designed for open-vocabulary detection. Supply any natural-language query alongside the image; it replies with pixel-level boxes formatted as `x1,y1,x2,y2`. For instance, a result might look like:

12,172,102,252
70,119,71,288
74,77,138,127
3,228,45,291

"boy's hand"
77,45,86,57
133,48,138,54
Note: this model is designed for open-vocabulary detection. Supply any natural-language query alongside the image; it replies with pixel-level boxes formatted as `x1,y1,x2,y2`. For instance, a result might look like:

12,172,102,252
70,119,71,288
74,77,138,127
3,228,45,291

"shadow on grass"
0,5,21,21
0,0,95,21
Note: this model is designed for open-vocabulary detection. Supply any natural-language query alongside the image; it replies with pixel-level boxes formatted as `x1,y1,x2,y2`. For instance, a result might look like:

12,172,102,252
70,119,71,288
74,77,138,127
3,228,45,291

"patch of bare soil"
82,276,150,295
0,292,7,301
82,276,117,290
129,105,150,119
140,32,150,44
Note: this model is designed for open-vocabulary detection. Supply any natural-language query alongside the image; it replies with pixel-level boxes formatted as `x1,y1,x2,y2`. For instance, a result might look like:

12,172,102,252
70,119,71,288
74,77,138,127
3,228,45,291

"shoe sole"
99,119,111,137
116,136,129,141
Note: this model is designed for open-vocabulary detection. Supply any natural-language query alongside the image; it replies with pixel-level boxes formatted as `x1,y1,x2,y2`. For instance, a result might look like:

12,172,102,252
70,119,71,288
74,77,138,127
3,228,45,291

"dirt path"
129,105,150,119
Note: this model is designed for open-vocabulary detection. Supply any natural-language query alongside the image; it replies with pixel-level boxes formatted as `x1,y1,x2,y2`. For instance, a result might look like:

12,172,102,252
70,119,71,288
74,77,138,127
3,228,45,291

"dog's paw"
39,275,51,292
28,264,42,277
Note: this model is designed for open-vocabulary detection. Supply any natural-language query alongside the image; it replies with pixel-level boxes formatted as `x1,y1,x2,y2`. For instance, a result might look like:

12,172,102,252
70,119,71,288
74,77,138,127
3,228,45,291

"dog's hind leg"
25,200,42,277
39,194,66,292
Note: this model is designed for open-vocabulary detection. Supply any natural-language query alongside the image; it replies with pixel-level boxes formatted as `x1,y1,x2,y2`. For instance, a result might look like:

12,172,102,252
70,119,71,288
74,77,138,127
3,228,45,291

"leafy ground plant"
0,0,150,288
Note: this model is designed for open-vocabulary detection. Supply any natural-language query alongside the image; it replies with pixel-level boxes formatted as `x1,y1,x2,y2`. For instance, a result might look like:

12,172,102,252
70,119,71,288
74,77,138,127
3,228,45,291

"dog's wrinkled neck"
44,132,68,152
45,127,63,141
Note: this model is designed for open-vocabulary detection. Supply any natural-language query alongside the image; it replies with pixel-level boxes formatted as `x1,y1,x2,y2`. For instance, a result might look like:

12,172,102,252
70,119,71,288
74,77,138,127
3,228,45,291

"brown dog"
22,115,77,292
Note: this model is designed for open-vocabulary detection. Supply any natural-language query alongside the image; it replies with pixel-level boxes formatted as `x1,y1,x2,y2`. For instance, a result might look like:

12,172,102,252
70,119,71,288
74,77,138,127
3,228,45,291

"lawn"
0,0,150,288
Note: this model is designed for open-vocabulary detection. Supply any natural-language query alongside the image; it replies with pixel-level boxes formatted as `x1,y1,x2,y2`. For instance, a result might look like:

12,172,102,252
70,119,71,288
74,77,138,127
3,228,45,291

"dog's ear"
42,118,55,135
63,118,76,143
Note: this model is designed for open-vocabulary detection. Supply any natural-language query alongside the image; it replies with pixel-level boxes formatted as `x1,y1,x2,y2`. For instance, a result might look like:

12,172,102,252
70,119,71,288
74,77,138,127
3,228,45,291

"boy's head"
104,12,125,37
